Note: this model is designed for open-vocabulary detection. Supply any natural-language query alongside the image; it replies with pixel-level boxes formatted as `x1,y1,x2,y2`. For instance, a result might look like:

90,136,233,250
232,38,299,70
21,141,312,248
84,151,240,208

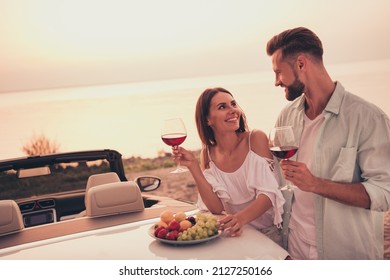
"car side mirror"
135,176,161,192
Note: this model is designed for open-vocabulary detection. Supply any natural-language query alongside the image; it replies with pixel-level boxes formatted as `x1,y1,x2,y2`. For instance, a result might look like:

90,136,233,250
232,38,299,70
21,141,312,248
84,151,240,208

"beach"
129,167,390,259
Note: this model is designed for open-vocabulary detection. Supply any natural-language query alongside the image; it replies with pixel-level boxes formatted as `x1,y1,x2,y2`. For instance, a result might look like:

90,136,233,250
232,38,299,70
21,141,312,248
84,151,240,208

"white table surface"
0,219,288,260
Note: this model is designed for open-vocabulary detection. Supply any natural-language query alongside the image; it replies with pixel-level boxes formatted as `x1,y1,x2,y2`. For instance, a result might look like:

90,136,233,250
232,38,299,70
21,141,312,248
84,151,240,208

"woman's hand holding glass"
171,146,198,171
161,118,188,173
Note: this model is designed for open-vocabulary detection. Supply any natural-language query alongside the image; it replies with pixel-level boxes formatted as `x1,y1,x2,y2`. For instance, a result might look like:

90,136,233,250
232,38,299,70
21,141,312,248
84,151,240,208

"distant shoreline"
2,58,389,95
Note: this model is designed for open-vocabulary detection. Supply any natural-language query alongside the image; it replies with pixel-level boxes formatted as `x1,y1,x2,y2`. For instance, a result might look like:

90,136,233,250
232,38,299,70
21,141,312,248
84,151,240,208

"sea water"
0,59,389,159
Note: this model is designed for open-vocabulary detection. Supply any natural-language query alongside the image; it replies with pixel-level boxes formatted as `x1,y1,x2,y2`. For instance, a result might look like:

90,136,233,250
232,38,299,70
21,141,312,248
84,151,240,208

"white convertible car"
0,149,288,260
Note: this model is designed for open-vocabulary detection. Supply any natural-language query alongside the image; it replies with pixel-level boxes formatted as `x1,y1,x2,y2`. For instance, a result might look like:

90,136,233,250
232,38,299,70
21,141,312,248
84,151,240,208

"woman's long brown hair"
195,87,248,169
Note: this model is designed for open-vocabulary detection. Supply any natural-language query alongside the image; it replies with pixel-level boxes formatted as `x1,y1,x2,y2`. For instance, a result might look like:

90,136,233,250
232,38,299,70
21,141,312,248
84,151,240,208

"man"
266,27,390,259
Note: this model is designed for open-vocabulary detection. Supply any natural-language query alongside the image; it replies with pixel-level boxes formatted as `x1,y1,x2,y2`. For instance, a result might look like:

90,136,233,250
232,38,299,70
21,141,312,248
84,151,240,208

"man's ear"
297,55,306,70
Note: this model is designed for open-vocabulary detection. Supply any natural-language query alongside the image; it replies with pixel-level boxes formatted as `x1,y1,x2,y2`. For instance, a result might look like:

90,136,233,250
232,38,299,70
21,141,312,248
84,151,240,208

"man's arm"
280,160,371,209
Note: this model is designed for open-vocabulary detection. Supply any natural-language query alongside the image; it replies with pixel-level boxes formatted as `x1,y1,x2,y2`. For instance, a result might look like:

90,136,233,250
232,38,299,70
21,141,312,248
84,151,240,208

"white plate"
148,226,222,246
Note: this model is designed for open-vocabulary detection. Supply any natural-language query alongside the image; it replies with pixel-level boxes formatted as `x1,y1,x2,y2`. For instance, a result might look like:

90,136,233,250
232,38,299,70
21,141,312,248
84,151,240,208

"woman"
173,87,285,246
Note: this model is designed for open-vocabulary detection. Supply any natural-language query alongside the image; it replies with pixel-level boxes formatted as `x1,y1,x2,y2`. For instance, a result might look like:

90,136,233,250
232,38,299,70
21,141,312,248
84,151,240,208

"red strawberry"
154,226,165,237
168,220,180,231
166,230,179,240
157,228,168,239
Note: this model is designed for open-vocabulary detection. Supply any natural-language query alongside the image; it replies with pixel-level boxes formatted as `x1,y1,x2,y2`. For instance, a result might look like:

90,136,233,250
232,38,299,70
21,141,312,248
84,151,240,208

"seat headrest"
84,172,121,206
86,172,121,192
0,200,24,236
86,181,144,217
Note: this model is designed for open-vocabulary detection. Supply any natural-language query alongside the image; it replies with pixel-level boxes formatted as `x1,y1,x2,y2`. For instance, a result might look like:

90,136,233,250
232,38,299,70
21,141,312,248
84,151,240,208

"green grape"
190,226,197,234
197,220,205,227
176,213,220,241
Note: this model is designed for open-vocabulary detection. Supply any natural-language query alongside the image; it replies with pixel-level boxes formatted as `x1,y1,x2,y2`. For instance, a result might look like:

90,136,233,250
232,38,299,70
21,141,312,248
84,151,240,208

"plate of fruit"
149,210,222,245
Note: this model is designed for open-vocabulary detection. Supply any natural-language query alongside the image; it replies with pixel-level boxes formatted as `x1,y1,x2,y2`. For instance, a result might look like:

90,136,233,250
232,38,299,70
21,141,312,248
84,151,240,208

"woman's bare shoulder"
250,129,272,159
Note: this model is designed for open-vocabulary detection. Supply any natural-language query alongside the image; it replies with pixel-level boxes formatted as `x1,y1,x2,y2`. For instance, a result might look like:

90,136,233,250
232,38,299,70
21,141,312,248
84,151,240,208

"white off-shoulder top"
198,131,285,229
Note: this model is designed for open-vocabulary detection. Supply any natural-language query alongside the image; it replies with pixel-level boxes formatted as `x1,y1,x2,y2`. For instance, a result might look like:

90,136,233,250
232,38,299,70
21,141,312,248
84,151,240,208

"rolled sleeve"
359,112,390,211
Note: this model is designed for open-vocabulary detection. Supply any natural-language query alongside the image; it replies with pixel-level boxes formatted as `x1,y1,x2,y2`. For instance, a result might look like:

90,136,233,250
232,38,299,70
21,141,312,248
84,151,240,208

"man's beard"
285,76,305,101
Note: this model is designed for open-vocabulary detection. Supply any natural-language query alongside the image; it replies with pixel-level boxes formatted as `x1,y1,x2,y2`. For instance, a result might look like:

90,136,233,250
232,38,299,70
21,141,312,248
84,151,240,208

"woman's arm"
218,194,272,236
218,129,279,236
172,146,224,214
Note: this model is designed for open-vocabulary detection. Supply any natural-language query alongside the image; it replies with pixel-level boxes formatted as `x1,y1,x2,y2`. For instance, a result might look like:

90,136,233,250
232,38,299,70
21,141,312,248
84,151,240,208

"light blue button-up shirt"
277,82,390,259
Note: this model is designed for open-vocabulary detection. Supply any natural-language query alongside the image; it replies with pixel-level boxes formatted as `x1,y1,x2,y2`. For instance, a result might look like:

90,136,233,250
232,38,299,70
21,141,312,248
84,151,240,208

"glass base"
280,186,292,192
170,166,189,174
279,184,296,192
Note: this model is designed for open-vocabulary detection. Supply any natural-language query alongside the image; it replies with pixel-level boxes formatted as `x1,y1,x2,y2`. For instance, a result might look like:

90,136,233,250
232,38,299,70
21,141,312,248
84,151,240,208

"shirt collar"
323,81,345,116
291,81,345,116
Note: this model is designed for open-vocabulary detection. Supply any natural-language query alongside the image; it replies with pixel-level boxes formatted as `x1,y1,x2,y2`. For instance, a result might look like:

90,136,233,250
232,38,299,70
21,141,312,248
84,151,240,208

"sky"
1,0,390,93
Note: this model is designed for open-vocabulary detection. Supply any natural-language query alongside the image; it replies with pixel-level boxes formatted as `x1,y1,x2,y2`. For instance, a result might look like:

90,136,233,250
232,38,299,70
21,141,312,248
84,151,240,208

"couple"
172,27,390,260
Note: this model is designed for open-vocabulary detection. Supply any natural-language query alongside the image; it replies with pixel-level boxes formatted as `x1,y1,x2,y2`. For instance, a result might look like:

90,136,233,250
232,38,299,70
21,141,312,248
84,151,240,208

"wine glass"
161,118,188,173
269,126,299,191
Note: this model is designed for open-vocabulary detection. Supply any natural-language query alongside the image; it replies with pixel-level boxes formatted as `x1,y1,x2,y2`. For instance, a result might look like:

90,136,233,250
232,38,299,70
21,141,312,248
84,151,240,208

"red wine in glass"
269,126,298,191
161,134,187,147
161,118,188,173
270,146,298,159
